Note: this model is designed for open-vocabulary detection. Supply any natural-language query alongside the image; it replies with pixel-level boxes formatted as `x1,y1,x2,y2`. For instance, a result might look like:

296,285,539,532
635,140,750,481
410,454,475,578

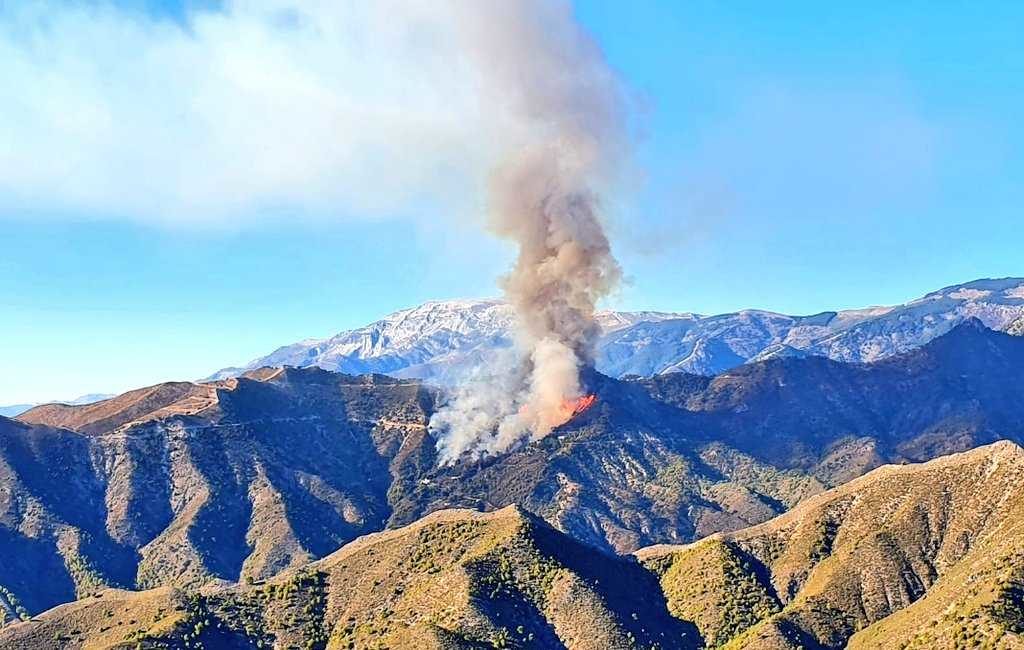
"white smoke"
429,3,628,462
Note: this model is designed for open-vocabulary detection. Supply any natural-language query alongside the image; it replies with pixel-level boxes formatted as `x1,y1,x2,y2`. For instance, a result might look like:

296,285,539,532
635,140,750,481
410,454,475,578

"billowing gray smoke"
431,1,627,462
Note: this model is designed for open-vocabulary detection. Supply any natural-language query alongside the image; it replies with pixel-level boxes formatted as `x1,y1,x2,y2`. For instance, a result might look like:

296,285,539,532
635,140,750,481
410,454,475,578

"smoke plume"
430,2,627,462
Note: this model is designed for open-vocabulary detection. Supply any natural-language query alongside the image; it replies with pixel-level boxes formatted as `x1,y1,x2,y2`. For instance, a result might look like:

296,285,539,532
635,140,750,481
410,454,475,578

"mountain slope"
4,442,1022,649
18,382,221,434
0,369,435,615
391,321,1024,554
0,506,694,649
208,277,1024,381
388,367,826,554
636,440,1024,649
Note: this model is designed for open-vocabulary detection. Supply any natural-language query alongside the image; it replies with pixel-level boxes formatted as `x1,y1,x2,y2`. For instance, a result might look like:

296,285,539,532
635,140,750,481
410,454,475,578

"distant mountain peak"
207,277,1024,383
923,275,1024,297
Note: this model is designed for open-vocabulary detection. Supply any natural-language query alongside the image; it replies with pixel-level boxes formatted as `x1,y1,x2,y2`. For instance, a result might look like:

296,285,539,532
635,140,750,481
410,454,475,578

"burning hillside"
561,393,597,422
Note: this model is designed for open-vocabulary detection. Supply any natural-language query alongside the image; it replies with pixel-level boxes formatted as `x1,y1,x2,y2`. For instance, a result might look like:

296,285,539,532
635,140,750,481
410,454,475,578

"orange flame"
553,394,597,427
517,393,597,430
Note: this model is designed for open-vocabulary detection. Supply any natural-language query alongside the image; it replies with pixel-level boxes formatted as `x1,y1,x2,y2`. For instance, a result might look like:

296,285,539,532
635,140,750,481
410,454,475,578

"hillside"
210,277,1024,381
392,320,1024,553
0,394,114,420
637,440,1024,649
0,506,693,649
18,382,223,434
0,368,435,615
3,442,1022,649
388,366,826,554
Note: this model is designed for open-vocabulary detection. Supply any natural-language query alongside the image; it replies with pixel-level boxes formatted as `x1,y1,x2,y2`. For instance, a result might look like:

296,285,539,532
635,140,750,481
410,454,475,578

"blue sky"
1,1,1022,402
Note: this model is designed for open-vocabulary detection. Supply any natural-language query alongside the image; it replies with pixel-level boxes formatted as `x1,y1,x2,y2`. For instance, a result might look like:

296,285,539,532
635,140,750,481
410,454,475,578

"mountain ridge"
3,321,1024,629
208,276,1024,383
3,440,1022,648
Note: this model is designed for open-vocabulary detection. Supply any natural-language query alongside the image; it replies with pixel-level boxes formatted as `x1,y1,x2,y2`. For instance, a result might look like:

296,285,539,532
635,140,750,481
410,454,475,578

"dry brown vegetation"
0,506,692,649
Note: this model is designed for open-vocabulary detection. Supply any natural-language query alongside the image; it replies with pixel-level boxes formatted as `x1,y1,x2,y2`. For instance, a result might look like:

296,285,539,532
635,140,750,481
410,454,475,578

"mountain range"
208,277,1024,383
2,319,1024,637
9,277,1018,411
3,440,1021,649
3,278,1024,648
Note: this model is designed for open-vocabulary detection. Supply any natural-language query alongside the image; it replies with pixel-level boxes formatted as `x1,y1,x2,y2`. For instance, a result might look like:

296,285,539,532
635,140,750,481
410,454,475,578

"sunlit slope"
638,441,1024,649
0,506,693,649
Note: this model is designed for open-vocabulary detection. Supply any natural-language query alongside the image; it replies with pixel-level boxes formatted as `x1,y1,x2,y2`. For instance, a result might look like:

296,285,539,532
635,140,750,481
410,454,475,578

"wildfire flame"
555,393,597,426
518,393,597,431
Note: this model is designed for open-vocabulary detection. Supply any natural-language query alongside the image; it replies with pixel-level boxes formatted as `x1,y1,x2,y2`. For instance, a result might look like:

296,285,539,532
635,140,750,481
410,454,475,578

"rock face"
4,442,1022,649
3,321,1024,624
1008,314,1024,336
209,277,1024,380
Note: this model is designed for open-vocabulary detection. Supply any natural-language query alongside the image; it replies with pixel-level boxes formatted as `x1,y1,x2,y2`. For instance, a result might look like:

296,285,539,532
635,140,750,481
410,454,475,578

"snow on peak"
209,277,1024,381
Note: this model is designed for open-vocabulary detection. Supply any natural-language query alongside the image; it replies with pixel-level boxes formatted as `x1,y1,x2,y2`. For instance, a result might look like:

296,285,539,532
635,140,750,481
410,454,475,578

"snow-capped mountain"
207,300,515,382
210,277,1024,381
207,300,683,382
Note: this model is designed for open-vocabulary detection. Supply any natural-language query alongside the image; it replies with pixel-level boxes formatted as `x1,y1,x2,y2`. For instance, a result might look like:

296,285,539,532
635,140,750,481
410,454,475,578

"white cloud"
0,1,600,224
